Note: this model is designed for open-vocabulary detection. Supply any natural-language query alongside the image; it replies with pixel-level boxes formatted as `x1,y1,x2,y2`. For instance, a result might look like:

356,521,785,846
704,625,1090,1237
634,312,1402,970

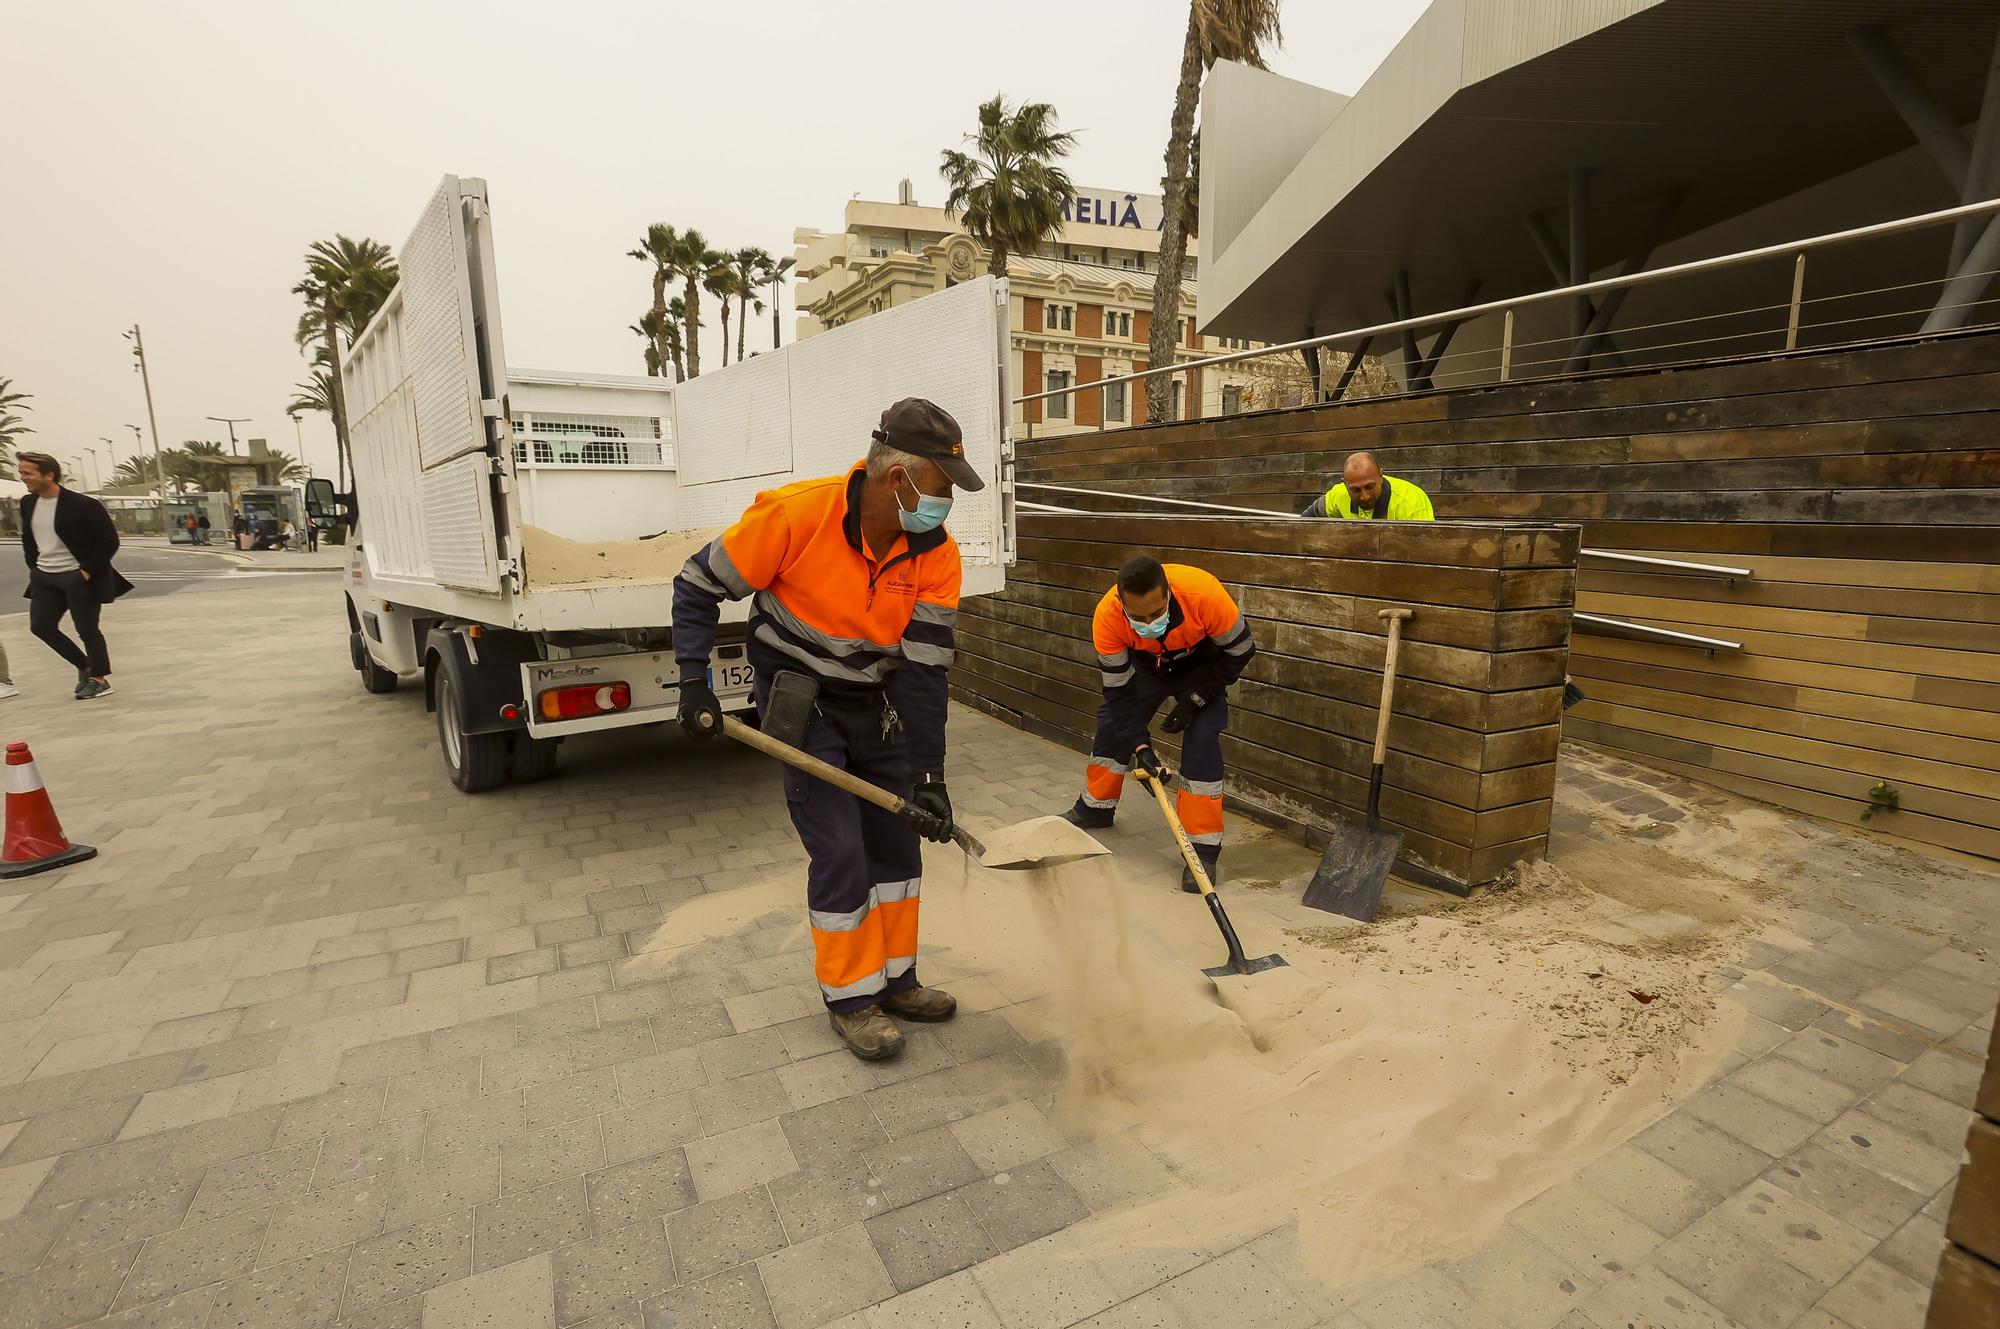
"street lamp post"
83,447,102,492
123,326,167,495
289,413,307,476
206,416,250,448
97,437,121,484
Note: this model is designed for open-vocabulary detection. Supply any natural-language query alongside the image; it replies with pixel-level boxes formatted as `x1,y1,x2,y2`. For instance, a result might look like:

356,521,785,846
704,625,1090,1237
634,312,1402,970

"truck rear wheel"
436,667,508,793
509,734,559,783
352,631,398,694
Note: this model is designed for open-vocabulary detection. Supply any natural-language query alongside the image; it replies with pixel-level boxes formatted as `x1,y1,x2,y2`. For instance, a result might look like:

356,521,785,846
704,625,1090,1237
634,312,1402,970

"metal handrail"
1574,613,1742,652
1011,195,2000,405
1580,550,1752,578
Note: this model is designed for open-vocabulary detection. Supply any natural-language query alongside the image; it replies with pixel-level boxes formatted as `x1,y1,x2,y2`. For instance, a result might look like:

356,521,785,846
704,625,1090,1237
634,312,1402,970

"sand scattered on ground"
520,524,718,590
911,793,1792,1298
642,771,1798,1302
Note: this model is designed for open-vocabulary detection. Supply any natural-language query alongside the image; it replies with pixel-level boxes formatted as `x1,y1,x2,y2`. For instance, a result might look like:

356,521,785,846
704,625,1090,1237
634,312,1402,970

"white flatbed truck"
318,176,1015,791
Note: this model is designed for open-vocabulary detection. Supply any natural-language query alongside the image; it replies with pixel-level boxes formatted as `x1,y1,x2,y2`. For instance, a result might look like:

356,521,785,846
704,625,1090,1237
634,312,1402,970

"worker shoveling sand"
908,797,1788,1302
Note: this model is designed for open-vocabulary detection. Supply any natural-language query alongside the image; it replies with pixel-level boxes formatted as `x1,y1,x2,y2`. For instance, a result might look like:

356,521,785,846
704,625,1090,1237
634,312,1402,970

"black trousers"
28,569,110,677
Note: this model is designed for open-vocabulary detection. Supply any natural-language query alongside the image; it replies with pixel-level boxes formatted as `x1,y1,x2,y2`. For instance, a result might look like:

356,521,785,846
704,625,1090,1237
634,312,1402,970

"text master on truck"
310,176,1015,792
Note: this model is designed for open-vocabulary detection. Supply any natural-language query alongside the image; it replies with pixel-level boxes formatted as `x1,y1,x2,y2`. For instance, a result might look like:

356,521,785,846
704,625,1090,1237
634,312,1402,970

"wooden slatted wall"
953,513,1578,888
1011,330,2000,862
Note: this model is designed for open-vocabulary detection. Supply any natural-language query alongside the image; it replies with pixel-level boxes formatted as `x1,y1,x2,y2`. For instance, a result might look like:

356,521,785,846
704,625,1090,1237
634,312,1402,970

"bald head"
1342,452,1384,508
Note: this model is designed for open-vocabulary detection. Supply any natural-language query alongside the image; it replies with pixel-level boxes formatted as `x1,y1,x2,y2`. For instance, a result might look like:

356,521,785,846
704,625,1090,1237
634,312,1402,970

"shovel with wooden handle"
1301,607,1414,922
1132,765,1287,981
712,715,1111,871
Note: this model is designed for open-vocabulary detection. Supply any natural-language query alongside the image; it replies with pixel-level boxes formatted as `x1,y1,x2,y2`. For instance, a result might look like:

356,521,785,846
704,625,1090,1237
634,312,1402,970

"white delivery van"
319,176,1015,791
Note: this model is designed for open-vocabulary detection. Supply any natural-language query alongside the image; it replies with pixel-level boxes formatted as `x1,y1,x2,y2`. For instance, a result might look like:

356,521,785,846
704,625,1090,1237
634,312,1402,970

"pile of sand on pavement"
916,798,1790,1297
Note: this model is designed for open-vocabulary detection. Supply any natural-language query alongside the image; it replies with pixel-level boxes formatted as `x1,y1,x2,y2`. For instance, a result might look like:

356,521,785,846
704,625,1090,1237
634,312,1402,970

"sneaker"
828,1006,904,1061
881,985,957,1023
0,683,16,700
1061,803,1115,830
74,669,89,699
76,680,113,701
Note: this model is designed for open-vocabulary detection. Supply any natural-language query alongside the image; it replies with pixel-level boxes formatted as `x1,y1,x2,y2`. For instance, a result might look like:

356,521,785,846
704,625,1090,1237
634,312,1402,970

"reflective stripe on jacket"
1303,475,1436,521
671,462,962,774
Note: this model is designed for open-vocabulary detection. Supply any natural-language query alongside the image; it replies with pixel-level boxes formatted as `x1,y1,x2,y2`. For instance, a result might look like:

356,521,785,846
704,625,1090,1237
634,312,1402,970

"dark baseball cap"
872,397,984,492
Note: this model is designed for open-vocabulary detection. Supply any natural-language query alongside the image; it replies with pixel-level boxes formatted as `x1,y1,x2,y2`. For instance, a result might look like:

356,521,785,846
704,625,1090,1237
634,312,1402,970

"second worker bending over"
1063,556,1256,891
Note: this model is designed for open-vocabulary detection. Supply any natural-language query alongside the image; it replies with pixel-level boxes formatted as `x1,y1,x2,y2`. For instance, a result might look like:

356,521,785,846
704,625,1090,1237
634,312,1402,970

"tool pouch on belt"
763,671,821,748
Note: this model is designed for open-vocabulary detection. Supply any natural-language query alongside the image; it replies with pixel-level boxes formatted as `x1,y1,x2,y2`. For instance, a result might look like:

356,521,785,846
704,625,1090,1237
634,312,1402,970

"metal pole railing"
1011,195,2000,409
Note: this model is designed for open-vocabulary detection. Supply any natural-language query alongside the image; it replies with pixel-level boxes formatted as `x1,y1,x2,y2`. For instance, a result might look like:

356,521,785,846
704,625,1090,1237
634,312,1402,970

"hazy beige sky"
1,1,1428,483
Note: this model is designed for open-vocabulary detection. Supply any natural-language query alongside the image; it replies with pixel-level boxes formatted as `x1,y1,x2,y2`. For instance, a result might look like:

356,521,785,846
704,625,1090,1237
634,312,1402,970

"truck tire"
509,734,559,784
352,631,398,694
435,665,508,793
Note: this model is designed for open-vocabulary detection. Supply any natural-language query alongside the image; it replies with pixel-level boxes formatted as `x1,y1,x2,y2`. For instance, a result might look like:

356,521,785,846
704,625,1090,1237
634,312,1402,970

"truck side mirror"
305,477,355,530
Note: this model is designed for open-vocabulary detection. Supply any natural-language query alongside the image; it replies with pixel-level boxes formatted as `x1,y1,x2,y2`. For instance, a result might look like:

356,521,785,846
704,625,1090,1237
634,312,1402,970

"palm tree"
940,95,1078,279
292,235,397,488
289,366,336,418
1148,1,1282,420
729,248,773,365
664,300,688,382
0,375,33,478
111,457,156,489
763,254,796,351
630,309,668,378
263,448,312,483
707,265,736,369
662,299,688,381
629,224,677,379
669,230,722,377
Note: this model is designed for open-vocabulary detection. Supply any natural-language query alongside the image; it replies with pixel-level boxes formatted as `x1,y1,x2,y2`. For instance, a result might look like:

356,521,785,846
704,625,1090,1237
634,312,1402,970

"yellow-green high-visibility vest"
1317,475,1436,521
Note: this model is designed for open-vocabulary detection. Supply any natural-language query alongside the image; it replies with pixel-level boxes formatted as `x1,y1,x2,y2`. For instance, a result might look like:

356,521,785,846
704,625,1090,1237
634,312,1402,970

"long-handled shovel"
1132,766,1287,980
1302,607,1413,922
714,716,1110,871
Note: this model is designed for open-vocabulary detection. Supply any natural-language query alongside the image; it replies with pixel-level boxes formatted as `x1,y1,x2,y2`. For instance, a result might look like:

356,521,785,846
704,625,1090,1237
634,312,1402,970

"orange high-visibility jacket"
1092,564,1255,749
672,463,962,774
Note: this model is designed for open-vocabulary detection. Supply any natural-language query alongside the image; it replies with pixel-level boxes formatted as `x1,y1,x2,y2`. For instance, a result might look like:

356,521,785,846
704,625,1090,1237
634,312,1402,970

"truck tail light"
537,682,632,720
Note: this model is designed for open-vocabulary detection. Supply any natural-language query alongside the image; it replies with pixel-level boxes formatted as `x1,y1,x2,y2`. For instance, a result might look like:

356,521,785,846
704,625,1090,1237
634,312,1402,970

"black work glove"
1181,667,1229,708
909,775,953,845
1131,744,1169,783
1160,697,1197,735
677,678,723,740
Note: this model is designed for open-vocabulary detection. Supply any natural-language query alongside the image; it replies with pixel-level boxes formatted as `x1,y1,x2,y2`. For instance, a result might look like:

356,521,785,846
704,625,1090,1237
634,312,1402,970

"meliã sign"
1060,189,1166,231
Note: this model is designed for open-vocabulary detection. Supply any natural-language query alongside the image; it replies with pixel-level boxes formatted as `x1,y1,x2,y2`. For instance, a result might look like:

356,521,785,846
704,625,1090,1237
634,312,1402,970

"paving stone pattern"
0,581,1992,1328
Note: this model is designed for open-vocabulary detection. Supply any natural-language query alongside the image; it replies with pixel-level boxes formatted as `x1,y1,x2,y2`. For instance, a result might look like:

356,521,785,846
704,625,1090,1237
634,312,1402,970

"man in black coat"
17,452,133,700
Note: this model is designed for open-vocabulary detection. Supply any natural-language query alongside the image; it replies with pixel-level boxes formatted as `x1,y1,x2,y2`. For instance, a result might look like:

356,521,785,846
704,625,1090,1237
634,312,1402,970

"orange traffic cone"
0,742,96,878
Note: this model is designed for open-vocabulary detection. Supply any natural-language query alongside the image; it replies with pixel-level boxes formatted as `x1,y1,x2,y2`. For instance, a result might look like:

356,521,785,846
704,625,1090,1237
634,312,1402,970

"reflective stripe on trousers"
768,681,925,1012
1078,673,1229,845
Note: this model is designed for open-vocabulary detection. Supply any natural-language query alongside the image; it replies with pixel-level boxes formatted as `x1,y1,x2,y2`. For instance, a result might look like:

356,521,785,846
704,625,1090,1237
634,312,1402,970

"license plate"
710,661,756,697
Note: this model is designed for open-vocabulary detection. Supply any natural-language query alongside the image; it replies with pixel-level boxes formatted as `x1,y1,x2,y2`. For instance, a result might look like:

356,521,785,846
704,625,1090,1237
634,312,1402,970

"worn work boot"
1180,856,1221,894
882,985,957,1022
828,1006,905,1061
1062,802,1114,831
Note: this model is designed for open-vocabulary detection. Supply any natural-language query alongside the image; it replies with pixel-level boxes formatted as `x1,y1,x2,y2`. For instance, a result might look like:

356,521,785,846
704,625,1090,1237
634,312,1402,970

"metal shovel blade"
962,815,1113,872
1203,951,1289,980
1300,819,1405,922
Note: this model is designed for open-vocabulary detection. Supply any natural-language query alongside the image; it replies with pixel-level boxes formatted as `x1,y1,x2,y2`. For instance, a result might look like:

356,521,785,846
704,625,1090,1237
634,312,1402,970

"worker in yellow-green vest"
1300,450,1435,521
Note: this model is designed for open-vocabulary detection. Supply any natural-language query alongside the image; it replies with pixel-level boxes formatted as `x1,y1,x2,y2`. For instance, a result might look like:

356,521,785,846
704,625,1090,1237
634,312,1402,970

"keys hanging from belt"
880,700,902,742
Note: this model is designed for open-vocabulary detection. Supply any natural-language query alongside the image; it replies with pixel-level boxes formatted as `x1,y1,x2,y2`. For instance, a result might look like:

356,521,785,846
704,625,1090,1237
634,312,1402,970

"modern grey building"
1200,0,2000,391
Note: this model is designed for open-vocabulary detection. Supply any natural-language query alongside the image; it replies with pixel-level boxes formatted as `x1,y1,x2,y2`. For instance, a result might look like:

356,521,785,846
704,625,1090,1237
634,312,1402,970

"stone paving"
0,577,1992,1329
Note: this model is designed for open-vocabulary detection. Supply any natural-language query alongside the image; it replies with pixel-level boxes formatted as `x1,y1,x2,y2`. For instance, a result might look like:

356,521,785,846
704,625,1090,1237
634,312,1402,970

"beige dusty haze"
1,1,1429,484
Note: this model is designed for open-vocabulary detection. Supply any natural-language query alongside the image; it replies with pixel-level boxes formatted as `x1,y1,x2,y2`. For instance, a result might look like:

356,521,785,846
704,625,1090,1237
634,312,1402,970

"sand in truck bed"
519,524,722,591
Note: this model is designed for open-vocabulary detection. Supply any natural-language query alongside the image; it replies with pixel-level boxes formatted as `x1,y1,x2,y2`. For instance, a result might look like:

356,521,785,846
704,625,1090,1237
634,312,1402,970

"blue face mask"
895,470,953,533
1128,606,1171,639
